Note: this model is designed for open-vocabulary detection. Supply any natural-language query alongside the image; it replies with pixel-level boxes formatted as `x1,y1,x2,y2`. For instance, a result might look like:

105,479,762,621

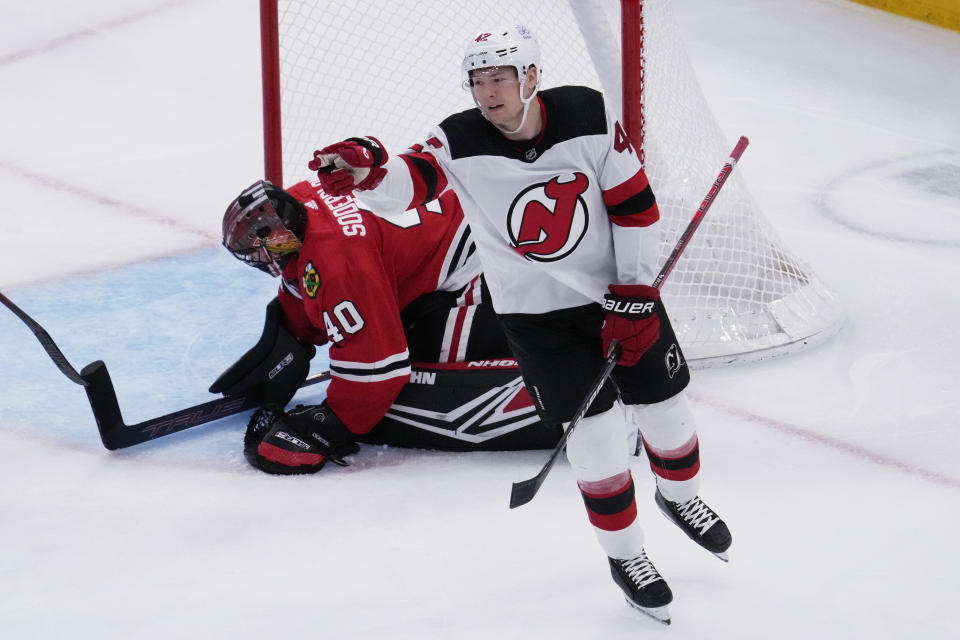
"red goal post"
259,0,843,367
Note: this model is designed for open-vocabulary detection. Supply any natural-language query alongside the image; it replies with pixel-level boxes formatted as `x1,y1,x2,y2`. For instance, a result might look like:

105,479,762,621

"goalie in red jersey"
213,179,560,475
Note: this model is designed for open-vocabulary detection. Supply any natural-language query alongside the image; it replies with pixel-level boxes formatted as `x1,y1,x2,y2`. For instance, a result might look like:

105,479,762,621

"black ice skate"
655,489,732,561
608,552,673,625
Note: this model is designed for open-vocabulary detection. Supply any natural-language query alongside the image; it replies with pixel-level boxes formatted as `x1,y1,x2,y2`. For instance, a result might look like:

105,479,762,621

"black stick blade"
82,360,332,450
510,474,546,509
80,360,125,449
508,342,621,509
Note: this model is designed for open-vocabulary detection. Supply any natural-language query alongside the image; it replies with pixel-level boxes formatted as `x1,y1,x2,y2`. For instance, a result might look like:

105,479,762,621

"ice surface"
1,1,959,638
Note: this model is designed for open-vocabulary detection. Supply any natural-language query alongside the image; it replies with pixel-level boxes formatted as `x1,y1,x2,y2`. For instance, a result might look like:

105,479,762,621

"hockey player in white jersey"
309,24,731,623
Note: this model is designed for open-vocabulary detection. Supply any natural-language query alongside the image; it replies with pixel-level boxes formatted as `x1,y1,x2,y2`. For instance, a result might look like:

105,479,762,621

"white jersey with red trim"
275,182,482,433
358,86,663,315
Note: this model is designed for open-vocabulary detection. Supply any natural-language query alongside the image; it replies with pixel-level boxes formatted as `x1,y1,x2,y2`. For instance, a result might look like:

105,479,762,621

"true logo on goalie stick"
507,173,589,262
302,261,320,298
141,397,248,438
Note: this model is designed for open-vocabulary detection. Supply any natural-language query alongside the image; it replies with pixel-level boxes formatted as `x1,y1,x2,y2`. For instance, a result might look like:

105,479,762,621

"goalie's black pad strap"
209,298,316,407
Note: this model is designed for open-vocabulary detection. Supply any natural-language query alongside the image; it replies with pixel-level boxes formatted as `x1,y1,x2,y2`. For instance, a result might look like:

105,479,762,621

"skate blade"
625,598,671,625
713,550,729,563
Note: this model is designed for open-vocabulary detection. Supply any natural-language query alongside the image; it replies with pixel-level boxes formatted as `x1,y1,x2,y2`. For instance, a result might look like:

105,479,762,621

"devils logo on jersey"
506,173,590,262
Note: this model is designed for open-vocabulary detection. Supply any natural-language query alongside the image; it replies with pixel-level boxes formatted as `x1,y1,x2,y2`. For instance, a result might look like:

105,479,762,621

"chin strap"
497,92,538,136
475,70,541,136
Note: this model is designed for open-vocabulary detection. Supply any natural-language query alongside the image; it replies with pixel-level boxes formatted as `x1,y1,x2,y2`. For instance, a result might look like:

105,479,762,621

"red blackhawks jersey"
357,86,663,314
276,182,480,434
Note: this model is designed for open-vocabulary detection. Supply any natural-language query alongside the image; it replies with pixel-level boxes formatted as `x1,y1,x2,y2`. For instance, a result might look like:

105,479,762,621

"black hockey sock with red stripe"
642,435,700,482
579,473,638,532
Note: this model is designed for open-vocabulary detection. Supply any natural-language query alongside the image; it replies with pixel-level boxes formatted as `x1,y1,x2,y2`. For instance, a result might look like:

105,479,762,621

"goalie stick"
0,290,329,450
509,136,750,509
0,291,88,386
82,363,329,450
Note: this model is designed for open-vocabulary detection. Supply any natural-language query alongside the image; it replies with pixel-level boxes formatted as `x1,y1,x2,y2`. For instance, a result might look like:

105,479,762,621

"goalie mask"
222,180,305,277
462,24,541,134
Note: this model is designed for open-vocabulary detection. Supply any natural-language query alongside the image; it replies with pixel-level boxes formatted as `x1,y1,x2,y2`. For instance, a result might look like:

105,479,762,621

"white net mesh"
271,0,843,366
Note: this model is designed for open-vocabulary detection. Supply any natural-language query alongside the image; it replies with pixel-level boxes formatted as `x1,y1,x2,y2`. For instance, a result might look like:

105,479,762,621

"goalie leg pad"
356,363,561,451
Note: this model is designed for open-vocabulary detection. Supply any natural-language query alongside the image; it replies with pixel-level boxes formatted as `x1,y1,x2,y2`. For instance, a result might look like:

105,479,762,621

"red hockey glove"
308,136,388,195
245,403,359,475
601,284,661,367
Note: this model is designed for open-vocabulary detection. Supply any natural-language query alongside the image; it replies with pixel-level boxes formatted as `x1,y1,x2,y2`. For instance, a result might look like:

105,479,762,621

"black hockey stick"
82,362,329,450
0,291,88,386
508,136,750,509
0,290,330,449
508,339,621,509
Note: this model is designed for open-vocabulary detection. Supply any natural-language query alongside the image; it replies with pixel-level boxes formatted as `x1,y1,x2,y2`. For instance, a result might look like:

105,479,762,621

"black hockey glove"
209,298,315,407
244,402,359,475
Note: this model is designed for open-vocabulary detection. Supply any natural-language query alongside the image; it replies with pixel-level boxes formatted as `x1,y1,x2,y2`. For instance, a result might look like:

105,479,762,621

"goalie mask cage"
259,0,843,367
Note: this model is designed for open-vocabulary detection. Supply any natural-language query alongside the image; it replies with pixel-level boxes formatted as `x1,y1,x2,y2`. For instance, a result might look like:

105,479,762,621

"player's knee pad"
629,394,701,502
628,393,697,451
565,404,631,482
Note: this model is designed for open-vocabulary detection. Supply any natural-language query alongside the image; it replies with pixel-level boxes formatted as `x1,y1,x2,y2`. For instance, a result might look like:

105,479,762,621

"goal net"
260,0,843,367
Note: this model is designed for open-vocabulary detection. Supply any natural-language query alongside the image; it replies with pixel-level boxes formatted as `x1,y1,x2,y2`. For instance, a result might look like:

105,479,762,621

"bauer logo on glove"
601,284,662,367
602,298,656,316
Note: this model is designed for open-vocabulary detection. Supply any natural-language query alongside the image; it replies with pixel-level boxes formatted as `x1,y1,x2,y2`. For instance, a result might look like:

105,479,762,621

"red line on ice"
0,1,189,67
689,392,960,490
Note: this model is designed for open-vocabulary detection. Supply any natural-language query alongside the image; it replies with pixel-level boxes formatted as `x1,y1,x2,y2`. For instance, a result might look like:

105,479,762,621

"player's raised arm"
310,133,452,217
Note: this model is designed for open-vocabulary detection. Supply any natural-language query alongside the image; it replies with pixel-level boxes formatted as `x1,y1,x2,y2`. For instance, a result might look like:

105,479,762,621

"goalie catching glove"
601,284,662,367
244,403,359,475
308,136,388,195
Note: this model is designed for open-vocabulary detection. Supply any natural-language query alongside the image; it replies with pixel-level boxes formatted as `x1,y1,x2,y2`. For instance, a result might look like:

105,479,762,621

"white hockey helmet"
462,25,542,134
461,24,541,94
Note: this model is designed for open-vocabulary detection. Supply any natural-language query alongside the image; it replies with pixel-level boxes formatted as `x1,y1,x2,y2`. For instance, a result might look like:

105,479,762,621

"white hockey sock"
568,407,646,559
629,394,701,503
579,470,647,560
